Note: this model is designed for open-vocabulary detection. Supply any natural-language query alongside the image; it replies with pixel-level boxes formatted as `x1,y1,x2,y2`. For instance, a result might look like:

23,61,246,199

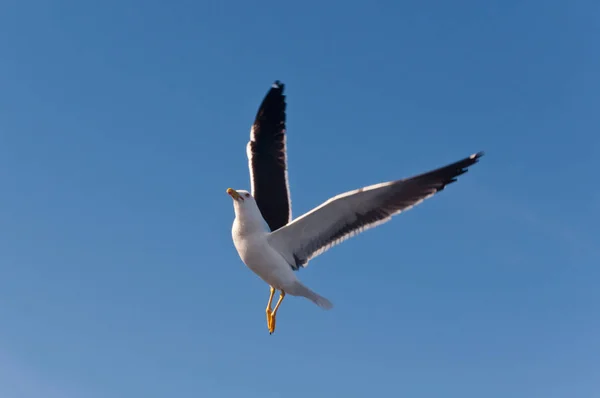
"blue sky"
1,0,598,397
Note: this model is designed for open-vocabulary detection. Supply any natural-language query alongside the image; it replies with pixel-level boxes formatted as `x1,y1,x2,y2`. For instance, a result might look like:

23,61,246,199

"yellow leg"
266,286,275,330
268,290,286,334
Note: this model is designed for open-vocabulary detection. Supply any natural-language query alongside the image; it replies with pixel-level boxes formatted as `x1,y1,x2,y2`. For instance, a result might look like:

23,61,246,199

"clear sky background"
1,1,598,397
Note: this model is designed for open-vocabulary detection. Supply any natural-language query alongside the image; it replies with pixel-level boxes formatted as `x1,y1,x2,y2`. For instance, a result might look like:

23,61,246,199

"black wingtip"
272,80,284,90
472,151,484,160
416,150,485,194
254,81,286,119
459,151,485,173
461,151,484,169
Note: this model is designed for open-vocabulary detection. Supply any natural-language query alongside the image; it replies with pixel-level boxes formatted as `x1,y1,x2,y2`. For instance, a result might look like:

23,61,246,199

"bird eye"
244,193,250,198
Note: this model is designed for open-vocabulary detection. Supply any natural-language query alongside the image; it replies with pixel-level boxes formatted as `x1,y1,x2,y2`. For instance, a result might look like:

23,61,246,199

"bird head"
226,188,251,202
227,188,257,211
226,188,265,225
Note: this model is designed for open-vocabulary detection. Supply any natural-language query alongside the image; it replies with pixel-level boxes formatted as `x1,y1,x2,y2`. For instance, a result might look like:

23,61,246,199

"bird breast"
232,222,295,288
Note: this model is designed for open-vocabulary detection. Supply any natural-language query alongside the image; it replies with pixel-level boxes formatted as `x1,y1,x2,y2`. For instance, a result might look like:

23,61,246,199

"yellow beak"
227,188,241,200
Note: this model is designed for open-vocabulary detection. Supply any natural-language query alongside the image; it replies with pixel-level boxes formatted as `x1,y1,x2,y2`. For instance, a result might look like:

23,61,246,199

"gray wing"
267,152,484,270
247,81,291,232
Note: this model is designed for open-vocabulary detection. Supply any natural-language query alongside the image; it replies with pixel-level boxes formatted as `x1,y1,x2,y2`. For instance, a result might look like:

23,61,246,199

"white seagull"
227,81,484,334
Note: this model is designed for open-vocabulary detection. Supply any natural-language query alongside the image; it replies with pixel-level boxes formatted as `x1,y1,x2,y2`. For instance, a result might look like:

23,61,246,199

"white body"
230,191,333,309
232,221,296,290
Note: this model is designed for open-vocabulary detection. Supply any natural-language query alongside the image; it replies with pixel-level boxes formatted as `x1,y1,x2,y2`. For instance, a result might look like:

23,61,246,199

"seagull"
227,81,484,334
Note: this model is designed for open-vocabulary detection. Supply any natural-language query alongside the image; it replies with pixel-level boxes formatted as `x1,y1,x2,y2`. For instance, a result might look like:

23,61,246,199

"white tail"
290,281,334,310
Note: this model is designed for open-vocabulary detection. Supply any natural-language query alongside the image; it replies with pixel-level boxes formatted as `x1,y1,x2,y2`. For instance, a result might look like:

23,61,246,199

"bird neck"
233,205,269,236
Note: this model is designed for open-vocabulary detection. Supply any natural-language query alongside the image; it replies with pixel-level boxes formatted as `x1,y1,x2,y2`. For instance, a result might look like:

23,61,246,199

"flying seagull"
227,81,483,334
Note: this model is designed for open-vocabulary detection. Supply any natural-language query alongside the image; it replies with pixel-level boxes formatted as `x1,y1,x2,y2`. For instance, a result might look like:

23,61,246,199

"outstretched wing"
246,81,291,231
267,152,484,270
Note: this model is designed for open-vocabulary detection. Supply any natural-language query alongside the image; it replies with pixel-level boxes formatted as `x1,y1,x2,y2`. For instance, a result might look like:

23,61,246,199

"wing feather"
247,81,291,231
267,152,484,269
